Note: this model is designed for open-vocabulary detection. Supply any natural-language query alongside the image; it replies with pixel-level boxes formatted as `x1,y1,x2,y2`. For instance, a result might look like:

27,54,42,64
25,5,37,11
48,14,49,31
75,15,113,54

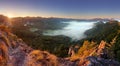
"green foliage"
81,21,120,61
113,34,120,61
85,21,119,43
116,50,120,61
11,17,120,61
11,17,77,57
13,29,71,57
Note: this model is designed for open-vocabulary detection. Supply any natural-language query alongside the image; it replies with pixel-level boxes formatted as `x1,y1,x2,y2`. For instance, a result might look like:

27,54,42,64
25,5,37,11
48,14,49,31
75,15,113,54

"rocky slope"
0,27,119,66
0,28,79,66
77,40,120,66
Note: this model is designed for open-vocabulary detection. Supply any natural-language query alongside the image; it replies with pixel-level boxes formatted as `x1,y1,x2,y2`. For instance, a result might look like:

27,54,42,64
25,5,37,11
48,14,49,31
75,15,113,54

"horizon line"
0,14,119,20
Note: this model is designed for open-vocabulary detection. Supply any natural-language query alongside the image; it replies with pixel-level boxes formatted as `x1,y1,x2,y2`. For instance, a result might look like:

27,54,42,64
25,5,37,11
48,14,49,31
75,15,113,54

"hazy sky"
0,0,120,19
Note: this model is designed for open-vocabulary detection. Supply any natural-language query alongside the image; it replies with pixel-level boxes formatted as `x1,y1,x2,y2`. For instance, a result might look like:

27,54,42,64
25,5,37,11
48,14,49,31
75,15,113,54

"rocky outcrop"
78,39,120,66
86,56,120,66
0,30,33,66
78,56,120,66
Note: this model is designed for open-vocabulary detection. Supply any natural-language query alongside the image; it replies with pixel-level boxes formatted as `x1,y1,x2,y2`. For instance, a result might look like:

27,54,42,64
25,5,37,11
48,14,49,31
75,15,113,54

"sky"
0,0,120,19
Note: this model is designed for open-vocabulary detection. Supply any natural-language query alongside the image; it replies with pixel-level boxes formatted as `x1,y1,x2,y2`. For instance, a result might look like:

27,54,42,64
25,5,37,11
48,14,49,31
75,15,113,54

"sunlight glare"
6,13,14,18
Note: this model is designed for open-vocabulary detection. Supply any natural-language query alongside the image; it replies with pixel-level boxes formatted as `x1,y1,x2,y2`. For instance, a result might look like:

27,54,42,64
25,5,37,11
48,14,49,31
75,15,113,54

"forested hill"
0,15,120,66
83,20,120,62
0,21,119,66
84,20,119,43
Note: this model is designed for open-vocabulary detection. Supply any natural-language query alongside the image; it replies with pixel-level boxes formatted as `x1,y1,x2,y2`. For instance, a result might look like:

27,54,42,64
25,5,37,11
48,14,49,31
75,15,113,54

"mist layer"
43,21,97,40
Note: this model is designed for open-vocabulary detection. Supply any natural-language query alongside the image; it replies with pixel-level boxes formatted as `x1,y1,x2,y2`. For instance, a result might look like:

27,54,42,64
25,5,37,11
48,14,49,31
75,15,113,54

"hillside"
0,27,119,66
0,15,120,66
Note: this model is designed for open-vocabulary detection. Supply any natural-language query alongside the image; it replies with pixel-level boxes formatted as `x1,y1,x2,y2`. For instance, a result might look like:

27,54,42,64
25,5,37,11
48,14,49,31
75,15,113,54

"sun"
6,14,15,18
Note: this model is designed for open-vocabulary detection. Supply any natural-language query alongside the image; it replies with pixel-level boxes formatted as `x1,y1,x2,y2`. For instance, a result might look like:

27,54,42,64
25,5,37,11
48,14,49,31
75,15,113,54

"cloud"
43,21,96,41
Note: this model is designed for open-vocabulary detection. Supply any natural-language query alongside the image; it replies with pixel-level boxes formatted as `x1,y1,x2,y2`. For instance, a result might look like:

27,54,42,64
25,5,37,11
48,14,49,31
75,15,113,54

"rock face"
0,30,33,66
86,56,120,66
0,28,119,66
78,56,120,66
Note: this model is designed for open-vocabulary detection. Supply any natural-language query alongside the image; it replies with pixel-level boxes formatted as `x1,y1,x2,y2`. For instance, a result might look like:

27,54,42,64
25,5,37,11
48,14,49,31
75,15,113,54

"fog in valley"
43,21,98,40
